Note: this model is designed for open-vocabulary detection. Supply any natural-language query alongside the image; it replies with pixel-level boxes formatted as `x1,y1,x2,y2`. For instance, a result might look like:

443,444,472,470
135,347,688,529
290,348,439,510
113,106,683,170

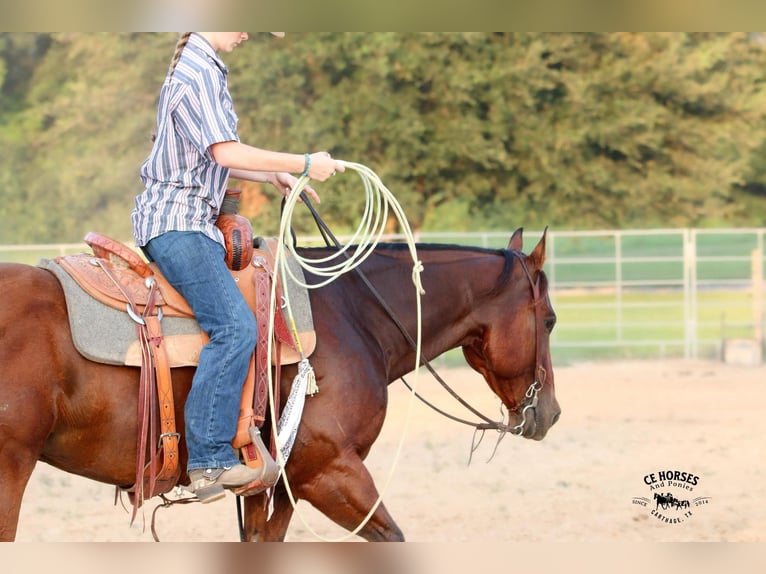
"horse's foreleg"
240,488,296,542
299,454,404,542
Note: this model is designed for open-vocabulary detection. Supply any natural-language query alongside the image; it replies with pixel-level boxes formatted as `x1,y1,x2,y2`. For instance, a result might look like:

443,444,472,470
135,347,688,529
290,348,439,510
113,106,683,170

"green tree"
2,33,173,243
230,32,766,233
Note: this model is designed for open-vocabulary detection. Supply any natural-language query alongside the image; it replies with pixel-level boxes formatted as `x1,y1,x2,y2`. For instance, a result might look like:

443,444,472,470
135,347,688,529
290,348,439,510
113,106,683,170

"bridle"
401,250,549,461
502,251,549,435
297,194,550,456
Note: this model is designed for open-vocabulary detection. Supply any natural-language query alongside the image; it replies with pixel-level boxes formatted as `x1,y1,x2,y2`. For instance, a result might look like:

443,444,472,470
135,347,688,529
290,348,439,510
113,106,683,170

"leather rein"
296,195,548,454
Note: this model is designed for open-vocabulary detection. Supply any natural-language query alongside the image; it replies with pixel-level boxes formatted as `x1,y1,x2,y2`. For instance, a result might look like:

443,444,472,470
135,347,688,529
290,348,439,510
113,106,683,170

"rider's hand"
271,171,321,204
308,152,345,182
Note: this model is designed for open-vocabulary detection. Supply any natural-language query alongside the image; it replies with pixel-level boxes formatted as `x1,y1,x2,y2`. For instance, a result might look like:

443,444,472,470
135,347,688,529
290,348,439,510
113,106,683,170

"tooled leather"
85,231,153,278
253,266,271,425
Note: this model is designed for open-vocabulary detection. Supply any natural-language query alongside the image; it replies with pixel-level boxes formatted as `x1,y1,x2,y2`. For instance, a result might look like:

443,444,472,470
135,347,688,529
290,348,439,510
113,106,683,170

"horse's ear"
508,228,523,251
528,227,548,270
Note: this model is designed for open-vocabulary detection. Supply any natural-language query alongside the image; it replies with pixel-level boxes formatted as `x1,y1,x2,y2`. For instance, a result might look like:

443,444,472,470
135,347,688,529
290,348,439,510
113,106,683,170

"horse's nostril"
551,410,561,426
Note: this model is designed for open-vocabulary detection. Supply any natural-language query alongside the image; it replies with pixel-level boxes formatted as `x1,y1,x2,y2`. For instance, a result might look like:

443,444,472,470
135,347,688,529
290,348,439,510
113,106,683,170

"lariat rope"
264,161,425,542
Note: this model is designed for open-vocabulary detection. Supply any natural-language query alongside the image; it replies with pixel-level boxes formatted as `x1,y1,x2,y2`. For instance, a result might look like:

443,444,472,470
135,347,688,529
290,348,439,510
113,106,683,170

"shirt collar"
188,33,228,76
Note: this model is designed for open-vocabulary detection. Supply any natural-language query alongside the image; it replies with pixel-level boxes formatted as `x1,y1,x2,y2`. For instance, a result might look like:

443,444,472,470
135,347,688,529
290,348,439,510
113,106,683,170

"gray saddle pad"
40,257,204,366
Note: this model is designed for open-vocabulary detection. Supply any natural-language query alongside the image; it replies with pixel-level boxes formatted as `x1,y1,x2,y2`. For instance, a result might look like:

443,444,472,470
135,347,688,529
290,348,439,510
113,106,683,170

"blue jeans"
144,231,257,471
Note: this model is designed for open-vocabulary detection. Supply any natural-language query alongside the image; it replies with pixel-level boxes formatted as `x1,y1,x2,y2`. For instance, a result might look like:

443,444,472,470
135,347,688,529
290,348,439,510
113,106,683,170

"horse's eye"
544,315,556,333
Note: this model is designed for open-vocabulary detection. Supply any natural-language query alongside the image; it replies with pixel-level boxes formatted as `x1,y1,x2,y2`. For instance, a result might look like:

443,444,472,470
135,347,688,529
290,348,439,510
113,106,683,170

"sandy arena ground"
13,359,766,543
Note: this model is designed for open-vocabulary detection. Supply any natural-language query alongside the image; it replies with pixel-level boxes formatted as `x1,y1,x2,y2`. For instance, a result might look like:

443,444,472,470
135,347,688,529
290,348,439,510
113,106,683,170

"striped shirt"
132,33,239,248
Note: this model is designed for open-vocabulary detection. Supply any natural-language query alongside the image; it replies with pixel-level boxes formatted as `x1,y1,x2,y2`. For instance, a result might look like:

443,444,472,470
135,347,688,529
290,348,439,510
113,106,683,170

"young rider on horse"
131,32,344,503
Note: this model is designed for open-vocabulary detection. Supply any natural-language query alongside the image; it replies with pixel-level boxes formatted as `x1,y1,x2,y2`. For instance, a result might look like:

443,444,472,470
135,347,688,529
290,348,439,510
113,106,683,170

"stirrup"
234,427,279,496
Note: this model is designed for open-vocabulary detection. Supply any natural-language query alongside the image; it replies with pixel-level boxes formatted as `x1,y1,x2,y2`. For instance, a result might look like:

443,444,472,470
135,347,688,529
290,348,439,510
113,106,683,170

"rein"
298,194,548,454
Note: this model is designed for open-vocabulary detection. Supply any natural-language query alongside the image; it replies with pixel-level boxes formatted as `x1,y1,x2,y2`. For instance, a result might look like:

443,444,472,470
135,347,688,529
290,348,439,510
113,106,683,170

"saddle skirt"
40,236,315,369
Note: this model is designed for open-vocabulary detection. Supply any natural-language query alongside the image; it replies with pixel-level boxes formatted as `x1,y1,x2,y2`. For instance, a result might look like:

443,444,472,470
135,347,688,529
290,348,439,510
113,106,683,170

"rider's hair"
152,33,192,143
168,32,192,80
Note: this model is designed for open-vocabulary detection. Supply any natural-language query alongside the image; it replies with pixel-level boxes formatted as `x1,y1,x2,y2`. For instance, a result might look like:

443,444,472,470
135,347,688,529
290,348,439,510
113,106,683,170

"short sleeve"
173,67,239,156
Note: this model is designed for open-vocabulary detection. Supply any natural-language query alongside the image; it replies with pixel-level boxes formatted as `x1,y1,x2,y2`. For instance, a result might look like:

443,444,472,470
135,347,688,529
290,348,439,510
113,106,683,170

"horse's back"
1,261,71,353
0,261,65,315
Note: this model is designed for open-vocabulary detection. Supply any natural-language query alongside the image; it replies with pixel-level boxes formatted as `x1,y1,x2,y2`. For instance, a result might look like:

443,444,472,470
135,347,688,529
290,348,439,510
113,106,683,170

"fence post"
754,248,764,353
615,232,623,345
683,229,696,359
547,231,557,301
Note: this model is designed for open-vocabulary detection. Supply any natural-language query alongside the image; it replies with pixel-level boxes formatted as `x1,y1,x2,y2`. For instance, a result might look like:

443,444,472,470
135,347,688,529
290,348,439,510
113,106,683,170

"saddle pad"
39,248,315,368
40,257,205,366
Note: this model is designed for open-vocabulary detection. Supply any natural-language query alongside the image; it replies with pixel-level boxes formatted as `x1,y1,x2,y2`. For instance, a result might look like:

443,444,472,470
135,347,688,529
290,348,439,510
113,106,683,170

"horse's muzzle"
520,403,560,441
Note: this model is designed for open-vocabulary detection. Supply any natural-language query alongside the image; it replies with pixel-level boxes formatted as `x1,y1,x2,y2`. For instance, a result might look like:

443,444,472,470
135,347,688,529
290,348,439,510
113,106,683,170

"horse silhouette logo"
654,492,690,511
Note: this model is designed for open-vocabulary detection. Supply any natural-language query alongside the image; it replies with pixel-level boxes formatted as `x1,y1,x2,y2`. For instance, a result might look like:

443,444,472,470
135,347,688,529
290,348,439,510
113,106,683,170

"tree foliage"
2,32,766,244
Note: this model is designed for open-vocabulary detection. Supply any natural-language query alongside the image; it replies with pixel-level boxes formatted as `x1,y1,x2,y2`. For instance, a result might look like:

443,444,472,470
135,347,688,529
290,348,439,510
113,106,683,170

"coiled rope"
263,160,425,541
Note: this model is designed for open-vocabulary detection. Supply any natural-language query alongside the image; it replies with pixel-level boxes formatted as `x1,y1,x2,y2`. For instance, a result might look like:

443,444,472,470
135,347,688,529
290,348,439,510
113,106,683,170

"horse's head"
461,227,560,440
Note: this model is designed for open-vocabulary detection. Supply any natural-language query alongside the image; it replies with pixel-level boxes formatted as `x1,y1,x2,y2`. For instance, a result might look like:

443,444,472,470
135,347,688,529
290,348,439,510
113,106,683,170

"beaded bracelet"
301,153,311,178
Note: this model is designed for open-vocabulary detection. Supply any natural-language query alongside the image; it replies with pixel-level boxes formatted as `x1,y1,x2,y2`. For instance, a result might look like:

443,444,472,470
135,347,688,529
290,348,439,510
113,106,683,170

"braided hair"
152,33,192,142
168,32,192,80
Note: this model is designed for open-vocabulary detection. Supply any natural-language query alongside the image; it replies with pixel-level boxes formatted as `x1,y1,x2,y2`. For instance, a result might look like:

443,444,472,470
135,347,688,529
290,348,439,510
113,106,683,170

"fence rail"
2,228,765,364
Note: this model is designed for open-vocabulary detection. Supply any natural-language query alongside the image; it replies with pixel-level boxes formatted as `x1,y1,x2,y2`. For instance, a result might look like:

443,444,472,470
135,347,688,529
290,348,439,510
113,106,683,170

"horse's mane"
296,242,516,292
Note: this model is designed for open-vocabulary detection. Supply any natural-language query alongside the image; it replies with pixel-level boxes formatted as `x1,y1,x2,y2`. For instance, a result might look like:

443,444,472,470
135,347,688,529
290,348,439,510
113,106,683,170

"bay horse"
0,228,559,541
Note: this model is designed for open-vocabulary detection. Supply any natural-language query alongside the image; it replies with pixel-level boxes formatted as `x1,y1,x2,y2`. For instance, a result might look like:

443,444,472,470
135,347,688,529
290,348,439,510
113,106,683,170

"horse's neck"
424,248,504,347
360,245,507,370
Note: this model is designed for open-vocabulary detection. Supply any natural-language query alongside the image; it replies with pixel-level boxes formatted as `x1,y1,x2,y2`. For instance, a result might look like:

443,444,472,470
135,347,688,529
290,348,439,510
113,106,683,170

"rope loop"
278,161,424,295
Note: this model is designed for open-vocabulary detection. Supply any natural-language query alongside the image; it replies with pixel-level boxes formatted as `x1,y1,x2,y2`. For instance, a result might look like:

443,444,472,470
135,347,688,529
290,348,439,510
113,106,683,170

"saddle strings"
264,161,426,542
